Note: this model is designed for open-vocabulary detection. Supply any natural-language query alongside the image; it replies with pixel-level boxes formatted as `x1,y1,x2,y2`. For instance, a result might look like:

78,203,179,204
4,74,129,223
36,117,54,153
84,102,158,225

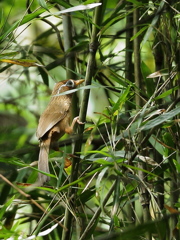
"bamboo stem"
133,6,151,240
125,2,135,224
61,3,77,240
62,2,104,240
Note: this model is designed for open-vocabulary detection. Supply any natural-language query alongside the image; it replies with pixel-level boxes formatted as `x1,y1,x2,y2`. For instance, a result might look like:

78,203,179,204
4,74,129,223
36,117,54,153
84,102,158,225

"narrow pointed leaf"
141,107,180,131
53,3,102,15
0,59,44,67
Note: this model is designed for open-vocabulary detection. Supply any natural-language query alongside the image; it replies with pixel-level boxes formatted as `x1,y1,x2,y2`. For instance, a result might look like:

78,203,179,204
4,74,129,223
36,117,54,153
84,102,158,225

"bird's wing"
36,96,71,139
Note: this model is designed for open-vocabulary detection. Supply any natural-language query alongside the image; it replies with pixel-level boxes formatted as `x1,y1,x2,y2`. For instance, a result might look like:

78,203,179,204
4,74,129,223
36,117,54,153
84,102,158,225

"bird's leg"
72,116,85,126
65,116,85,134
57,116,84,167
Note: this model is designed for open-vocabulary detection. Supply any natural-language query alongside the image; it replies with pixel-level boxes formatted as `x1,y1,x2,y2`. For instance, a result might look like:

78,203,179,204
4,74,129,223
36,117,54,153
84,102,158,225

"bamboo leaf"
0,59,44,67
141,107,180,131
38,0,50,12
49,0,71,8
155,86,179,100
130,26,148,41
126,0,142,6
53,3,102,15
0,196,15,219
141,1,165,46
147,69,169,78
0,52,20,58
0,8,48,42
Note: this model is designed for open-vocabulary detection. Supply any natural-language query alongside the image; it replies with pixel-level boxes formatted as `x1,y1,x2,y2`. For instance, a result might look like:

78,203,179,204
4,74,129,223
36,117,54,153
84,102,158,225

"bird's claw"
74,116,85,125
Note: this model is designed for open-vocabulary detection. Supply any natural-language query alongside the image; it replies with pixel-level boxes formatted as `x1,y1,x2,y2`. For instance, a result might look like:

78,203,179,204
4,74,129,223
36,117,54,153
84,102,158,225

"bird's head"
53,79,84,95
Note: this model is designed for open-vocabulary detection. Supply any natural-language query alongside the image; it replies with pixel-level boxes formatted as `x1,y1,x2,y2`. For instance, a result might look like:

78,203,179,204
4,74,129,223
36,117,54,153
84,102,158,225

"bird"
36,79,84,185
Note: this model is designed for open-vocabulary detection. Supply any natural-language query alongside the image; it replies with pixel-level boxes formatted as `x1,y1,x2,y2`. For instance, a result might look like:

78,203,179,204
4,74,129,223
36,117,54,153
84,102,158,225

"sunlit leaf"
174,13,180,18
83,0,100,4
96,167,108,190
112,86,131,112
94,159,114,166
147,69,169,78
53,3,102,15
0,52,20,58
0,5,54,42
26,223,58,239
0,59,44,67
38,0,50,12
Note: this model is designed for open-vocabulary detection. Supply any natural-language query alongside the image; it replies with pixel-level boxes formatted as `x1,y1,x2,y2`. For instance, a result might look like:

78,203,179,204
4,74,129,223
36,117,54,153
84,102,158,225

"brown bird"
36,79,84,185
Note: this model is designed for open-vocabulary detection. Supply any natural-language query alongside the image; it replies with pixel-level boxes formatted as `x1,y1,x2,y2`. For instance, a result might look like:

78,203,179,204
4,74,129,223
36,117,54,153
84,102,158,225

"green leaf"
0,196,15,219
174,13,180,18
96,167,108,189
148,135,165,156
0,52,20,58
78,187,96,205
83,0,100,4
38,0,50,12
94,159,114,166
112,86,131,112
155,86,179,100
122,164,158,178
53,3,102,15
141,107,180,131
66,41,89,53
173,160,180,174
126,0,142,6
0,5,53,42
141,61,155,96
141,1,166,46
147,69,169,78
85,150,112,158
38,66,49,86
130,26,148,41
49,0,71,8
96,216,168,240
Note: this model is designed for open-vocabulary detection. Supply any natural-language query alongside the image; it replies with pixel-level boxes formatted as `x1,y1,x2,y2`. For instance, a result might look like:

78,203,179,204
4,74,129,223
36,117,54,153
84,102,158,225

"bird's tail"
38,138,51,185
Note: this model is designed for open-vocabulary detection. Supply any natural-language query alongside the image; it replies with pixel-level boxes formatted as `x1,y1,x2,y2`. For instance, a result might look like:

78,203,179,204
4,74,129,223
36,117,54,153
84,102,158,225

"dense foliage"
0,0,180,239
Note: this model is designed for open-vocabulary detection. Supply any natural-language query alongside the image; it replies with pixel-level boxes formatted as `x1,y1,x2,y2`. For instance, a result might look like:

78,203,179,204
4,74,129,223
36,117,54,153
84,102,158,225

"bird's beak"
74,79,84,86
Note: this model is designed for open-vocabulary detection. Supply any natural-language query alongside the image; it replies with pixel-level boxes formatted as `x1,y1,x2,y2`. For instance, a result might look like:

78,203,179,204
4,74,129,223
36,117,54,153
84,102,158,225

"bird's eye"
66,80,75,88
